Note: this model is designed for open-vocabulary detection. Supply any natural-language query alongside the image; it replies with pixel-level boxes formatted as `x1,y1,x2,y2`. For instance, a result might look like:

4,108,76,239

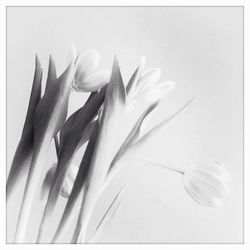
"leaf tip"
35,54,42,69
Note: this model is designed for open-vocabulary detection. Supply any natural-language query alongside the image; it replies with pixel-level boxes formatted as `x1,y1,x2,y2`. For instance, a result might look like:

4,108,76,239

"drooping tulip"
183,160,231,207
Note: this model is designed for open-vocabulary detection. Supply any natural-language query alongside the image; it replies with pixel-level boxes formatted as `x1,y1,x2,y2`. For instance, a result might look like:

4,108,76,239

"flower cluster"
7,44,231,243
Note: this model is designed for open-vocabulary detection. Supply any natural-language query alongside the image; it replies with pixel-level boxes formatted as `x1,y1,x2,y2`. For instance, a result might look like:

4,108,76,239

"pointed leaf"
105,97,195,190
89,187,123,243
138,81,175,103
7,55,42,201
76,70,110,92
126,57,145,98
71,56,126,243
14,61,76,243
109,102,159,173
36,87,106,242
135,68,161,95
44,55,57,93
52,122,99,243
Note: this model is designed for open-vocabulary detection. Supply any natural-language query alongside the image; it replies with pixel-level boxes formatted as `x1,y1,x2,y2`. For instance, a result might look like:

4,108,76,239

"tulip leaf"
7,55,42,201
36,87,106,242
14,61,76,243
44,55,57,93
104,97,195,191
52,122,99,243
109,102,159,172
89,187,123,243
71,56,126,243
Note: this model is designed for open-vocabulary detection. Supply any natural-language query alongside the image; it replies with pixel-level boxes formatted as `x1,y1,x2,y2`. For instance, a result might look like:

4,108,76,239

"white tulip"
183,160,231,207
75,49,100,82
136,68,162,94
138,158,231,208
137,81,175,103
65,45,109,92
75,70,110,92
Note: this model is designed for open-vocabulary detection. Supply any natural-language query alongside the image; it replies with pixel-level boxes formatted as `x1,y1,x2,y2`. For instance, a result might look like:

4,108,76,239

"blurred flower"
126,58,175,109
66,44,110,92
138,158,231,208
41,163,78,200
183,160,231,207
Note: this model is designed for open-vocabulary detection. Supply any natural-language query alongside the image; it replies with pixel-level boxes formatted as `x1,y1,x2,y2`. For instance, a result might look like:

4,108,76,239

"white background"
5,4,243,244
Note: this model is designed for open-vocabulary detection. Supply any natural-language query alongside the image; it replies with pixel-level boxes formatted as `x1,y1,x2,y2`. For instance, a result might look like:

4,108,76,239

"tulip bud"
183,160,231,207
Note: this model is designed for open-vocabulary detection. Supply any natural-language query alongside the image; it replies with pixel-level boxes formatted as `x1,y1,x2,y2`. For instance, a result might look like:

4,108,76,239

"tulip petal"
137,81,175,103
191,172,230,196
199,161,232,183
184,179,223,207
75,70,110,92
136,68,161,94
75,49,100,82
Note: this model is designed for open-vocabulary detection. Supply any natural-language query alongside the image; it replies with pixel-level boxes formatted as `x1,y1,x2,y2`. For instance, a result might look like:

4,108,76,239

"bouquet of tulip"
7,45,232,243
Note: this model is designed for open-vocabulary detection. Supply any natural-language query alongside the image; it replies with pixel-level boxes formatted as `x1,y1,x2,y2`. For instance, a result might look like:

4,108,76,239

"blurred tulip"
139,158,231,208
76,70,110,92
66,45,109,92
126,60,175,107
183,160,231,207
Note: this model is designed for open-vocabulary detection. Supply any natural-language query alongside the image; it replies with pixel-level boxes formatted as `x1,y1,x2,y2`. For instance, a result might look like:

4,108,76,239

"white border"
0,1,248,249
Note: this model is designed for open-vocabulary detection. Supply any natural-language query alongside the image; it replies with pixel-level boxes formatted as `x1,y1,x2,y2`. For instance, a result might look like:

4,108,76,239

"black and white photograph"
2,3,246,246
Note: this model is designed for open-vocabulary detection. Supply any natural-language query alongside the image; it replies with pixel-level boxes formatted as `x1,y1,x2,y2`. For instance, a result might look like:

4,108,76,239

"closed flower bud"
183,160,231,207
75,70,110,92
137,80,175,103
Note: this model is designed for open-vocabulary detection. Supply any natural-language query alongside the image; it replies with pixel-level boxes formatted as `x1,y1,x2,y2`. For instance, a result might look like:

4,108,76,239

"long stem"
136,157,184,174
14,138,49,243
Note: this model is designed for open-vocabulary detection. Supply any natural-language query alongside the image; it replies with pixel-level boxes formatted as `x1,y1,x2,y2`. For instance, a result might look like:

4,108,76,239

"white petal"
75,49,100,82
137,81,175,103
191,175,230,197
192,160,232,183
75,70,110,92
184,178,223,207
136,68,161,94
66,43,77,66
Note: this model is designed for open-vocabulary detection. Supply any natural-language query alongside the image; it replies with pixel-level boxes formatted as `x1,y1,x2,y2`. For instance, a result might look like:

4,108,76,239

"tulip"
183,160,231,207
126,60,175,107
66,44,110,92
139,158,231,208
